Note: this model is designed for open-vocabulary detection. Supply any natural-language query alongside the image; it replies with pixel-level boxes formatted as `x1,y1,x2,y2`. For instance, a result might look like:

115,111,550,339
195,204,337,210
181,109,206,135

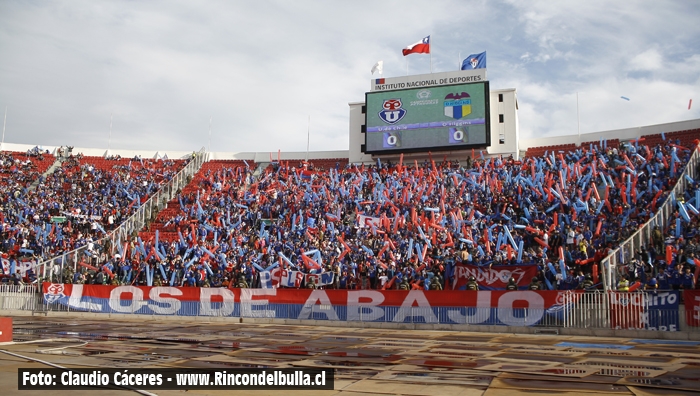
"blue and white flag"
461,51,486,70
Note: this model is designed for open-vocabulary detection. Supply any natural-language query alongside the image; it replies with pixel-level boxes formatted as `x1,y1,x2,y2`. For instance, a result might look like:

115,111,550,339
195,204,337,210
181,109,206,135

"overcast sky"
1,0,698,154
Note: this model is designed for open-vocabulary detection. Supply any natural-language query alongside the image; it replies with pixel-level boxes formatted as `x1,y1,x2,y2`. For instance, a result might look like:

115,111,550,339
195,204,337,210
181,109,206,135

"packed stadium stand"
137,159,253,244
1,121,699,295
0,148,189,283
0,149,55,184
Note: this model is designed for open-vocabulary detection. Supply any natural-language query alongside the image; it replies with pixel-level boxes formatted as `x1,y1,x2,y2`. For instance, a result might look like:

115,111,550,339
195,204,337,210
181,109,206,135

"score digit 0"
383,132,401,148
449,127,467,144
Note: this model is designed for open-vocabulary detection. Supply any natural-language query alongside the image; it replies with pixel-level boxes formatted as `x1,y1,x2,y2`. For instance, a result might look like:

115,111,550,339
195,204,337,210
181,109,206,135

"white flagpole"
1,106,6,151
306,115,310,162
208,116,212,152
108,113,113,152
430,35,432,73
576,92,581,146
406,58,408,76
458,52,461,70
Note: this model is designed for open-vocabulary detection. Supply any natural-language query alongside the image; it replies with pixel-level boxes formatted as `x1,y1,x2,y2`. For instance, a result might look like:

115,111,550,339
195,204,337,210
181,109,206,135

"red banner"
609,292,646,330
451,263,537,290
39,283,586,326
44,282,564,307
684,290,700,327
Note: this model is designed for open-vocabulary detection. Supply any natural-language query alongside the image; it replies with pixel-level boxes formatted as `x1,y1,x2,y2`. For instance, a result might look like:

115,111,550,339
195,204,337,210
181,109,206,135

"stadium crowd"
35,136,700,292
0,150,187,283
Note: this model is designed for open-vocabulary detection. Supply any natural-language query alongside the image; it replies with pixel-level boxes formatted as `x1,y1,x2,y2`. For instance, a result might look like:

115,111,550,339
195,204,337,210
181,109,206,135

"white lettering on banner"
55,286,562,326
61,211,102,220
149,287,183,314
496,291,544,326
392,290,438,323
651,324,677,331
2,258,38,277
199,288,235,316
347,290,385,321
447,291,491,324
358,214,385,229
109,286,147,313
610,292,647,307
259,270,274,288
241,288,276,318
298,290,339,321
293,272,304,287
262,269,334,289
455,265,527,286
647,291,677,307
67,284,102,311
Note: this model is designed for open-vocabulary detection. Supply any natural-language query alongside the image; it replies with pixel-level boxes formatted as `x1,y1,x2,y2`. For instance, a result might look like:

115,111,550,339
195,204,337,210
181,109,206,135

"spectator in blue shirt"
682,267,695,290
669,264,682,291
656,264,670,290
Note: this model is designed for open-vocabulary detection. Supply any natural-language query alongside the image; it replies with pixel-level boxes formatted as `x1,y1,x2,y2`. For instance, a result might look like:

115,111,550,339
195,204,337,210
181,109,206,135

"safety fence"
601,145,700,291
0,284,40,311
2,284,698,333
562,289,684,331
32,148,208,282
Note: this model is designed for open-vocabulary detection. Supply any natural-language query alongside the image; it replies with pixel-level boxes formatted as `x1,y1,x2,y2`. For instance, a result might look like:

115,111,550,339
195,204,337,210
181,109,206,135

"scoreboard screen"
364,81,490,154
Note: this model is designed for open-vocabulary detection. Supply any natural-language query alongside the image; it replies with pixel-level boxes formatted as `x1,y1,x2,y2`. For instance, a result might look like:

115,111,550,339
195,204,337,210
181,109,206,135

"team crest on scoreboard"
416,89,432,99
379,98,407,124
444,92,472,119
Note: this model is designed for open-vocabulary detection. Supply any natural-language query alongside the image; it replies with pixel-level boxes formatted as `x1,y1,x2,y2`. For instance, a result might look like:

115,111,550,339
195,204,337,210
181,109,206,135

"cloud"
0,0,698,154
628,48,663,71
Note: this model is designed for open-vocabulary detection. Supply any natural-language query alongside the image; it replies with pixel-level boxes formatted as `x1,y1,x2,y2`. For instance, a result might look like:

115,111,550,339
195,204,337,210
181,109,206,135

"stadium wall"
519,118,700,152
208,150,350,163
0,141,349,165
0,142,196,160
3,118,698,164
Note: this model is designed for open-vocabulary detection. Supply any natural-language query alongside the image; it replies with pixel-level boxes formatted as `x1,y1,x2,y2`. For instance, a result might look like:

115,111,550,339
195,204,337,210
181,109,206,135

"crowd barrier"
0,283,686,332
0,284,40,311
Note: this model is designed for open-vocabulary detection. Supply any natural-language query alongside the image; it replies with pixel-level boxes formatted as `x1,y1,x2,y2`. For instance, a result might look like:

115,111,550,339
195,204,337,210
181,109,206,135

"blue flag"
461,51,486,70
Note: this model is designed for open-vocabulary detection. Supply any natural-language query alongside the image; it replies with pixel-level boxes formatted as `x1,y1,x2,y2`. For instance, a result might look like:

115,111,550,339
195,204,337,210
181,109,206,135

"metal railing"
0,284,40,311
600,146,700,291
34,148,208,282
0,284,39,295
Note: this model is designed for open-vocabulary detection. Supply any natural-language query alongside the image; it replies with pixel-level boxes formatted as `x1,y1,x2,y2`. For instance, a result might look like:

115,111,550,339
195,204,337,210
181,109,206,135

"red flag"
402,36,430,56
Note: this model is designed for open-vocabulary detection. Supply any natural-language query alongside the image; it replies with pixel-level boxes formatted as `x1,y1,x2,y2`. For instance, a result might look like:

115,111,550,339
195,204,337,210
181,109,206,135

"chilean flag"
402,36,430,56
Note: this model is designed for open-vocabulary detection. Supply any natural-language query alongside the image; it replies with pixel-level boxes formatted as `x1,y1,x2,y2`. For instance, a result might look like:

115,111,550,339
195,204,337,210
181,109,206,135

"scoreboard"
364,81,490,154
